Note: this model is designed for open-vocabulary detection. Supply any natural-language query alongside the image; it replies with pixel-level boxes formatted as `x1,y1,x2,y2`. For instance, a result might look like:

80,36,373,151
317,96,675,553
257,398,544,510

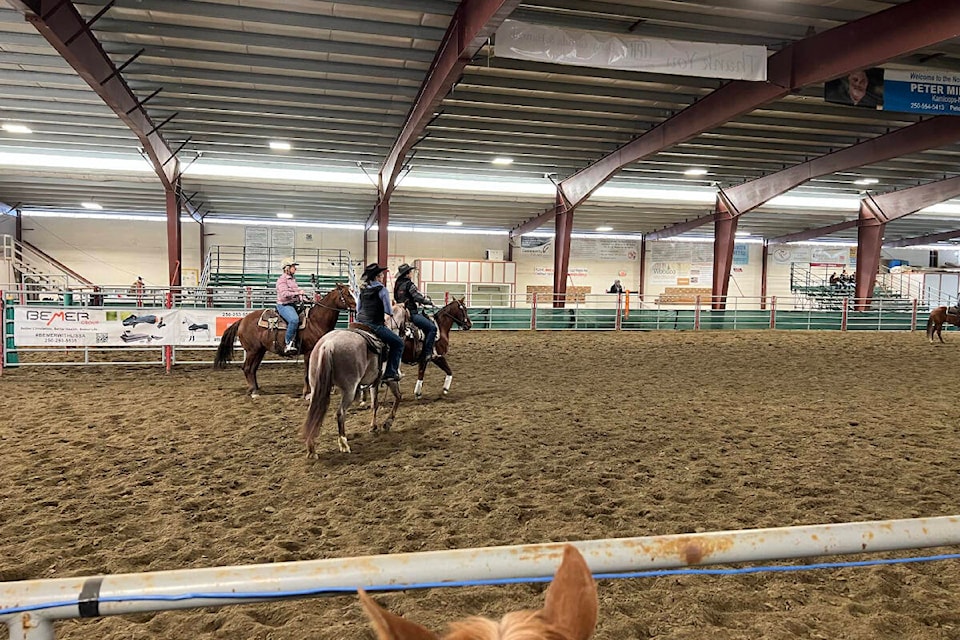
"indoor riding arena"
3,329,960,639
5,0,960,639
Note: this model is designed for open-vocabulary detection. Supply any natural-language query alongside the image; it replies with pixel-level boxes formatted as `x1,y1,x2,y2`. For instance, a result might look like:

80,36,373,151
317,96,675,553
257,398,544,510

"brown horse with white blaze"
403,297,472,399
926,305,960,343
214,283,355,397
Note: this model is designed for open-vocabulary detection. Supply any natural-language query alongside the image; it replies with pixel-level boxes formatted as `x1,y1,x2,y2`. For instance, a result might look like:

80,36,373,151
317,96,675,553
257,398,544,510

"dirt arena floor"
3,330,960,639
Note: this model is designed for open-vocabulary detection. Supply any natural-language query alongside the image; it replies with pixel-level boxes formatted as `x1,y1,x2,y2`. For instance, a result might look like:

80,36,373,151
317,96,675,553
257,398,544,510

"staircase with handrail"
2,234,93,297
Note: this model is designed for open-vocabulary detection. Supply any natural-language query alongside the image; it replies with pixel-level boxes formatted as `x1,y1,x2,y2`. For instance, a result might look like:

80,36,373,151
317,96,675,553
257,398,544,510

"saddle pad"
257,309,307,331
347,327,385,354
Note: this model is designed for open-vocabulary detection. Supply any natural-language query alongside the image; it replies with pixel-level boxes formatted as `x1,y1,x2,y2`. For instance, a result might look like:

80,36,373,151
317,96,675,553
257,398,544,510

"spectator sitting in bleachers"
829,272,840,287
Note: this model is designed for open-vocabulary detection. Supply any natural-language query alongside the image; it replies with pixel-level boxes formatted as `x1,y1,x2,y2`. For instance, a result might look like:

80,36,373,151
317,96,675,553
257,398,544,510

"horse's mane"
445,612,574,640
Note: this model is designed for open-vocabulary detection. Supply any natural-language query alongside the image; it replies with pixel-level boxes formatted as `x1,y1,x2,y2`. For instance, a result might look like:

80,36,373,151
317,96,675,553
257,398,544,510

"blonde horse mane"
359,545,598,640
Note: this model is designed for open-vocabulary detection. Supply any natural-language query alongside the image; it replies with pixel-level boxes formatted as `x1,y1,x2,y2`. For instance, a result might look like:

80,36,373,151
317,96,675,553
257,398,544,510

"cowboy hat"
362,263,389,280
280,257,299,269
396,263,416,277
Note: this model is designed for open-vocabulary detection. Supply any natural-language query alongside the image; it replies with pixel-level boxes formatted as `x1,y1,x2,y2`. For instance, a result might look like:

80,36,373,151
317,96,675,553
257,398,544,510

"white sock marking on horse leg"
414,379,423,397
443,374,453,393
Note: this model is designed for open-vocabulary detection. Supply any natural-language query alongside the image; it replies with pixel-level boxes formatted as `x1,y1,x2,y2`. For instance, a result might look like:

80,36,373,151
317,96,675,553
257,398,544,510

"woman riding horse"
402,297,472,399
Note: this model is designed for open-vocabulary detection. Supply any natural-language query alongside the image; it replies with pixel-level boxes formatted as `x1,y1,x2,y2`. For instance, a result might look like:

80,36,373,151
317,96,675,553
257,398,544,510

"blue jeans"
410,312,436,359
370,324,404,378
276,303,299,344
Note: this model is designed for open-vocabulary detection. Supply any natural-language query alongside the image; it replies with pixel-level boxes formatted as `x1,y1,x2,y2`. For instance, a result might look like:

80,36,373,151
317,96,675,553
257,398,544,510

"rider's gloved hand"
424,296,433,305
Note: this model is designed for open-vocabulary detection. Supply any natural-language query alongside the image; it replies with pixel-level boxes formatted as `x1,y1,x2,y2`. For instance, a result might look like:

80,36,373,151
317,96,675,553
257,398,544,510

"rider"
356,263,404,383
276,257,308,355
394,262,437,362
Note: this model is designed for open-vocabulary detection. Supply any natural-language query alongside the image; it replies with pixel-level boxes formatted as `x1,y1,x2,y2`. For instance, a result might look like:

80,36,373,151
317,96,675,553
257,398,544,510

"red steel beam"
767,220,859,245
643,212,717,241
554,0,960,212
11,0,179,189
510,203,560,239
864,174,960,222
884,229,960,247
379,0,520,200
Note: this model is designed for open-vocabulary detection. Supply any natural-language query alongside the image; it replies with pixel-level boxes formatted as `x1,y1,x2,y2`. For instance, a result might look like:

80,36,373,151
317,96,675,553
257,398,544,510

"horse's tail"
214,320,241,368
302,344,334,448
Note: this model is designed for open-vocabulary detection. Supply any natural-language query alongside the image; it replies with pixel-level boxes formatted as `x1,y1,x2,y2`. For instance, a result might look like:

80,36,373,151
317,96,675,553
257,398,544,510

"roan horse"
358,544,598,640
214,283,355,397
301,303,408,455
403,297,472,399
926,305,960,343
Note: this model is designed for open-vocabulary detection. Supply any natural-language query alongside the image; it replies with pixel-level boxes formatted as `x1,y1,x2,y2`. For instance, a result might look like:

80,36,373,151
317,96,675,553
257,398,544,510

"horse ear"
538,545,598,640
358,590,439,640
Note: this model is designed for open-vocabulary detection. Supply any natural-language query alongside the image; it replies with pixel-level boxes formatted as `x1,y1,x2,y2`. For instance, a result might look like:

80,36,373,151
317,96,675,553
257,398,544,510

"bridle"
435,300,470,329
312,284,354,312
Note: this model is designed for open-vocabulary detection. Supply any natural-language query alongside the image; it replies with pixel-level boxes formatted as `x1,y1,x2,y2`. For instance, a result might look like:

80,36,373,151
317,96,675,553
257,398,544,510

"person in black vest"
608,279,624,294
394,263,437,362
355,263,404,383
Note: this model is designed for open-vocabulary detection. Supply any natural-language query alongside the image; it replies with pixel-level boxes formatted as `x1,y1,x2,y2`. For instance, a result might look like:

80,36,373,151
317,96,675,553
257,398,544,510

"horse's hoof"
415,393,422,400
251,392,260,399
442,389,449,395
337,436,351,453
382,421,392,432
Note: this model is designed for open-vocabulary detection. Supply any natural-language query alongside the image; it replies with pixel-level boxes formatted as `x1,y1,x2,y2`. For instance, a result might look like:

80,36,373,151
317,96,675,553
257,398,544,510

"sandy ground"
2,330,960,639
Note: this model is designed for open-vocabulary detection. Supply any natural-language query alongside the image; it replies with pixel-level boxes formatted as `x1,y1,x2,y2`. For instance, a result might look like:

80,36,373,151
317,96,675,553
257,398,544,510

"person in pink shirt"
276,257,307,354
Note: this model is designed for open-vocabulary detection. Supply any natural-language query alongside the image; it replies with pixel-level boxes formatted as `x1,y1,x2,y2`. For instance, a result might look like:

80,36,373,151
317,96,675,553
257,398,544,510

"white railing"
2,516,958,640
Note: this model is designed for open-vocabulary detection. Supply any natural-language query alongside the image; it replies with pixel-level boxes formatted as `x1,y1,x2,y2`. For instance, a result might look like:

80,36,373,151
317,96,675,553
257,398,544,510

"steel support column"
711,200,738,310
637,237,646,298
377,199,389,267
15,209,22,245
760,241,769,310
855,202,885,311
165,182,182,288
552,194,572,308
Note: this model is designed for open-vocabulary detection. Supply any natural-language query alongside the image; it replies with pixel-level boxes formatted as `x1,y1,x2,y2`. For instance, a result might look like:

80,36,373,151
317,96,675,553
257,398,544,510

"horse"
301,303,408,455
403,297,472,399
213,283,355,398
926,305,960,343
358,544,597,640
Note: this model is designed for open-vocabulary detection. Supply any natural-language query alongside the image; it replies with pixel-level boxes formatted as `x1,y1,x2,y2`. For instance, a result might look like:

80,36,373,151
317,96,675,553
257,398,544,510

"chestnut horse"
214,283,355,397
926,305,960,343
301,303,407,455
403,297,472,399
358,544,598,640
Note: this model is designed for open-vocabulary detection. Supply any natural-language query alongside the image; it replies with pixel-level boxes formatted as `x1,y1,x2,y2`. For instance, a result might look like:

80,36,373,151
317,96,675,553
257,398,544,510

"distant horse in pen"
926,305,960,343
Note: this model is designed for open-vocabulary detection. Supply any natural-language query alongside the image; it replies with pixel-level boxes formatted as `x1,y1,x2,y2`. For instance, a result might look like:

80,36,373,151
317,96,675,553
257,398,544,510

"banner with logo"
883,69,960,116
13,308,251,347
520,236,553,255
496,20,767,81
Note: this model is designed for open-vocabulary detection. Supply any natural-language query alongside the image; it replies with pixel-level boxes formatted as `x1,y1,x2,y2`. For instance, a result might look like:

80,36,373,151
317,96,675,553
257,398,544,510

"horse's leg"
433,356,454,395
242,348,267,398
939,323,946,344
337,384,355,453
414,361,427,399
381,380,402,432
369,378,381,433
302,356,312,400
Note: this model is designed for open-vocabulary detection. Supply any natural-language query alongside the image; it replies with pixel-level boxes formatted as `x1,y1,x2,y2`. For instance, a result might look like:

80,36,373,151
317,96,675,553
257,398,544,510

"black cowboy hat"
362,263,389,281
396,263,416,277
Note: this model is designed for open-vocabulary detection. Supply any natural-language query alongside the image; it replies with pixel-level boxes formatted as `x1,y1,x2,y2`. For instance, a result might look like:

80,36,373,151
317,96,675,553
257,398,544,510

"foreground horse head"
926,305,960,343
358,544,597,640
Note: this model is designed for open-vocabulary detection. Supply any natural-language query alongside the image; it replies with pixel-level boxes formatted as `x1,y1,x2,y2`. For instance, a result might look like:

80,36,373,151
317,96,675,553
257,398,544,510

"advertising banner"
496,20,767,81
883,69,960,116
13,308,251,347
520,236,553,255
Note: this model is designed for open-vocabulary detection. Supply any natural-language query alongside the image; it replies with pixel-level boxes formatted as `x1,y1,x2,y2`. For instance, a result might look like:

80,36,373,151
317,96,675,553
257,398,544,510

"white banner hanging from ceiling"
495,20,767,82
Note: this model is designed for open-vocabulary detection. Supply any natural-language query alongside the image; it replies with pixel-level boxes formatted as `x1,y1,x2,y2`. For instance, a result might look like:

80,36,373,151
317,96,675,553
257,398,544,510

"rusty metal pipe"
3,516,960,640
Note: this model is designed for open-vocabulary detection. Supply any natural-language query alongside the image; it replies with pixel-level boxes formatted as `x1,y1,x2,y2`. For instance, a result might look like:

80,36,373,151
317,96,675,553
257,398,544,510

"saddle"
347,325,386,355
257,307,307,331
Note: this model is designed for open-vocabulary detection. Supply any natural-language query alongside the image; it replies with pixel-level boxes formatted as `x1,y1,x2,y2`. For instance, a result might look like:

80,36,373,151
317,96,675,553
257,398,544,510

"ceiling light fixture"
684,168,708,176
735,231,751,237
853,178,879,185
491,157,514,165
446,219,463,226
269,141,292,151
2,123,32,134
81,201,103,210
276,212,293,219
595,225,613,232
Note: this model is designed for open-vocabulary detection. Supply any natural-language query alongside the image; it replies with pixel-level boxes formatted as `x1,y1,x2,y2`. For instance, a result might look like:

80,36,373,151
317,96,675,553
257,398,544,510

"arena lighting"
268,141,291,151
735,231,751,236
446,219,463,226
185,162,369,185
595,225,614,232
491,157,514,165
20,210,168,222
2,123,32,134
81,202,103,210
683,168,708,176
764,194,861,210
276,212,294,219
853,178,879,185
0,151,153,173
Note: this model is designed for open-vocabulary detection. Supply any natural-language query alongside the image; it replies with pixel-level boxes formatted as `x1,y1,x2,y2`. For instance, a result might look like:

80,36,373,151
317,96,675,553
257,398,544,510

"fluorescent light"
735,231,751,236
269,141,292,151
276,212,294,219
491,157,514,165
684,168,708,176
446,219,463,226
81,202,103,210
595,225,613,232
2,123,32,134
854,178,879,185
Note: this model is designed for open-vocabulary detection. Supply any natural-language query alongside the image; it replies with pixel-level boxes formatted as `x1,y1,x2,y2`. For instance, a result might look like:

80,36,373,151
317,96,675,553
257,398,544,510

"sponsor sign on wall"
14,308,250,347
520,236,553,255
884,69,960,116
